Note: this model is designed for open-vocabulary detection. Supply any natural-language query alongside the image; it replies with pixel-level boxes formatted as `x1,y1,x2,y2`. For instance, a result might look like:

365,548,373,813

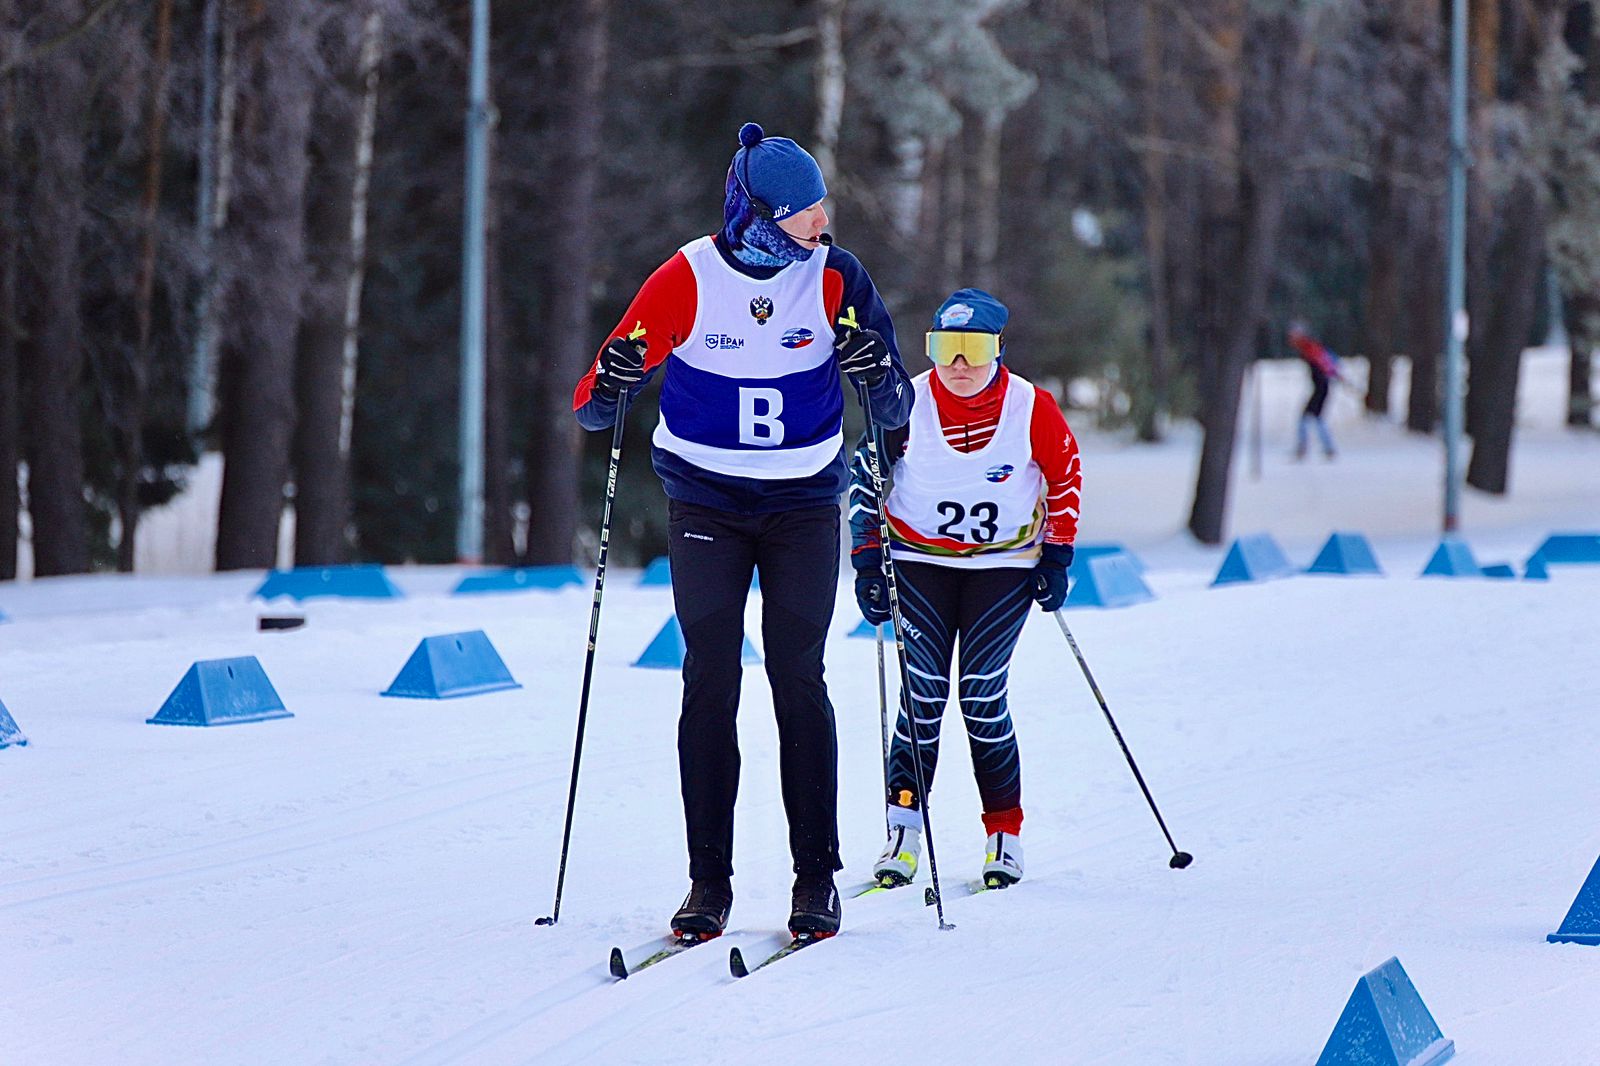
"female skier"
849,288,1080,889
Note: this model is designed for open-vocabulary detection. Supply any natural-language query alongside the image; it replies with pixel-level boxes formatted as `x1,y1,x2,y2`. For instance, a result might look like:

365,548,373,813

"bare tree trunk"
117,0,175,572
190,0,236,436
1466,174,1546,493
1405,195,1445,434
1189,168,1295,543
972,108,1004,291
890,135,926,239
812,0,845,179
215,0,315,570
1194,1,1245,424
1399,0,1446,435
1558,1,1598,430
940,128,966,295
293,9,381,567
1189,8,1314,544
1136,0,1171,442
1464,0,1499,439
0,41,19,580
524,0,607,565
483,168,515,565
1362,146,1398,416
20,3,91,576
1565,291,1596,427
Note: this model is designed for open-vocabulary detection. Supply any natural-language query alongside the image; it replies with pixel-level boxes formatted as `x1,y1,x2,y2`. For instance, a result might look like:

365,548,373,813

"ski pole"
842,315,952,930
874,621,891,835
862,411,953,928
537,329,642,927
1051,611,1193,870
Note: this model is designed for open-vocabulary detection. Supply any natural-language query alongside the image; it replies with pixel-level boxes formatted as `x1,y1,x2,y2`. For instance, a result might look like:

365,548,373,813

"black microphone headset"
732,146,831,245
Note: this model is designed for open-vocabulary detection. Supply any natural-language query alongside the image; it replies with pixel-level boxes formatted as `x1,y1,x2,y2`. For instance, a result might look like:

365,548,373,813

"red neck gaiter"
929,364,1010,453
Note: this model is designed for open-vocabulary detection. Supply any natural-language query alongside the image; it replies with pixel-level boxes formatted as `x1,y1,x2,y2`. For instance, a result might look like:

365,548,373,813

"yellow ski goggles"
925,330,1001,366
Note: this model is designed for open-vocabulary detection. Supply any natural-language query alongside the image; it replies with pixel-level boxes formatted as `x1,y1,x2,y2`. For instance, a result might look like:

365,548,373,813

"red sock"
982,807,1023,837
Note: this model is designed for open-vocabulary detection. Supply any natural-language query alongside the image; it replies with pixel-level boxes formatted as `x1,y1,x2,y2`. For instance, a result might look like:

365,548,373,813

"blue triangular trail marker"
1212,532,1295,586
1315,957,1454,1066
1523,532,1600,581
1420,537,1483,578
382,630,522,699
147,657,293,727
0,696,28,749
1074,542,1147,573
1306,532,1384,576
1531,532,1600,564
1547,854,1600,945
633,614,761,669
639,557,672,586
848,618,893,639
255,564,402,602
1065,552,1155,609
453,565,584,595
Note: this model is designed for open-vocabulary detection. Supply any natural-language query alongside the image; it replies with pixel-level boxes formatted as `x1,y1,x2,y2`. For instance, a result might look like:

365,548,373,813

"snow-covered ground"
2,351,1598,1064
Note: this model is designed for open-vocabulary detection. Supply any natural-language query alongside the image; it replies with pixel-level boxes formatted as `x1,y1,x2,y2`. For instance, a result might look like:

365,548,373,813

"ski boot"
788,874,841,939
873,823,922,887
670,877,732,940
982,831,1023,889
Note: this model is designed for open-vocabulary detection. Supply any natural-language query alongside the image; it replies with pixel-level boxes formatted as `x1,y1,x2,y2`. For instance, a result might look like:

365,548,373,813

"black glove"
593,336,646,399
853,559,891,626
836,328,891,388
1031,543,1075,612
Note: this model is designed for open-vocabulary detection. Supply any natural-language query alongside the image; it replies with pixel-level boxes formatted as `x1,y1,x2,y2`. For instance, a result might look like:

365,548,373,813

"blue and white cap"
932,288,1009,334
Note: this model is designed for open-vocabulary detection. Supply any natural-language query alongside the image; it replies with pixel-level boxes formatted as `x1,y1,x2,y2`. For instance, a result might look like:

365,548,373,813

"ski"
964,875,1017,896
847,874,912,899
608,933,716,980
729,932,833,978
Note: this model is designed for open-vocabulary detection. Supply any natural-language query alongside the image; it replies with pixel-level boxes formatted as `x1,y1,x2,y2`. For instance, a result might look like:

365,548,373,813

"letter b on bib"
738,387,785,446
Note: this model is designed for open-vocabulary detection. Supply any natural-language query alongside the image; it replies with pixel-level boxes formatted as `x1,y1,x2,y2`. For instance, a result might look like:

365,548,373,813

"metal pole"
187,0,221,435
1442,0,1468,533
457,0,490,562
1249,356,1263,481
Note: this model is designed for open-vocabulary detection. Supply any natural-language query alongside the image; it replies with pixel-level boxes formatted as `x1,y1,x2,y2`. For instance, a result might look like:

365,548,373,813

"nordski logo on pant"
780,327,815,349
682,531,714,542
749,296,774,326
985,464,1015,483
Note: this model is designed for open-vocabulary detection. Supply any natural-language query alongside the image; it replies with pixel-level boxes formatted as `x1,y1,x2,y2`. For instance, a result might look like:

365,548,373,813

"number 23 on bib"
884,371,1045,568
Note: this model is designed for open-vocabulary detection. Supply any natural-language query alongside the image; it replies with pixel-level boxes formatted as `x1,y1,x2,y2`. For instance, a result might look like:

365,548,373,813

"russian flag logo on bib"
985,464,1015,483
781,327,815,349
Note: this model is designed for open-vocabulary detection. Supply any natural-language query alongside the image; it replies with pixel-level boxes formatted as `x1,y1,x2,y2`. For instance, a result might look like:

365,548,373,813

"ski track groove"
0,752,656,912
403,894,931,1064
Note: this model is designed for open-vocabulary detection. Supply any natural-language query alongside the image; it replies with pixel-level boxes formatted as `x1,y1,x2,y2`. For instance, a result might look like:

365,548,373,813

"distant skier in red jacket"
1288,321,1343,460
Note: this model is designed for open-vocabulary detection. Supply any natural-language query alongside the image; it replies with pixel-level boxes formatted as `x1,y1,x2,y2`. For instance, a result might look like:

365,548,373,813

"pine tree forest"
3,0,1597,578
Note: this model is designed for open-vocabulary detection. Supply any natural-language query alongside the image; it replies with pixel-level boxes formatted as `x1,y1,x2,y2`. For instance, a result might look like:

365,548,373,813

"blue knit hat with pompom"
729,122,826,219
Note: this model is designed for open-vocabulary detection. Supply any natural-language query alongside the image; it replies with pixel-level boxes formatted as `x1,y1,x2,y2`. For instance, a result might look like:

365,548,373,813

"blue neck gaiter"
719,172,813,269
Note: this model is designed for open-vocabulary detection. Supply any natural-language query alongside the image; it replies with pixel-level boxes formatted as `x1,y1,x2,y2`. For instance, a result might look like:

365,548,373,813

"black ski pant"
1304,370,1330,418
667,499,841,881
887,561,1033,815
